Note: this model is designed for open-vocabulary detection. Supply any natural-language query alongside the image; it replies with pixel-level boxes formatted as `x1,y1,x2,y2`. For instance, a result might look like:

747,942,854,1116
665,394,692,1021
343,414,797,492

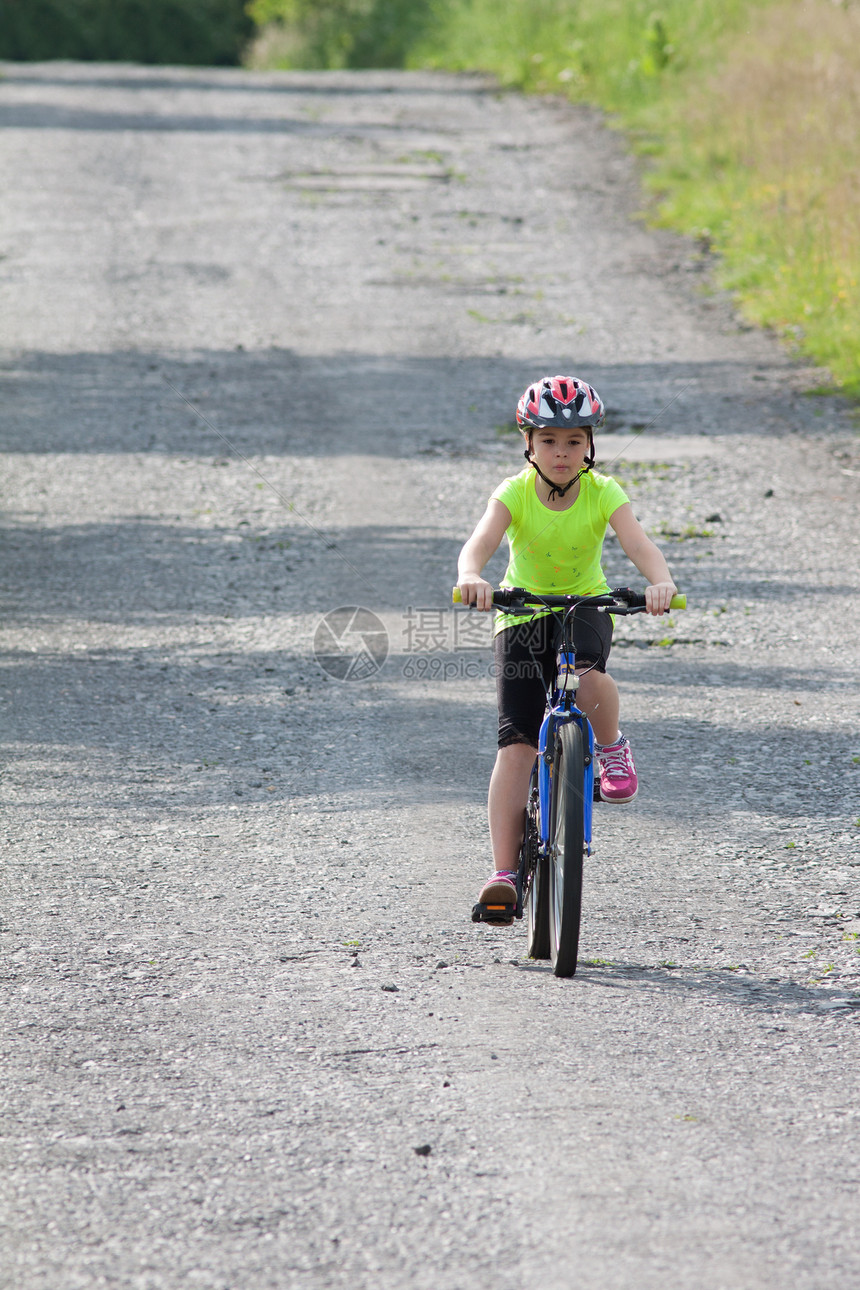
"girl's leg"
577,667,638,803
575,668,620,746
487,741,537,872
487,617,551,886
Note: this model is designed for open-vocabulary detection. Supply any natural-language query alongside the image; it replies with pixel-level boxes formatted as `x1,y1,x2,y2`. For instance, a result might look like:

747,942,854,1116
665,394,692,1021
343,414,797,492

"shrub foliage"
246,0,436,69
0,0,252,65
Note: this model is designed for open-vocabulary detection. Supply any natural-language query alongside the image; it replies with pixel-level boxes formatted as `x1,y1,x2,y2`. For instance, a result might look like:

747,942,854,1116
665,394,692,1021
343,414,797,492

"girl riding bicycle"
456,375,677,910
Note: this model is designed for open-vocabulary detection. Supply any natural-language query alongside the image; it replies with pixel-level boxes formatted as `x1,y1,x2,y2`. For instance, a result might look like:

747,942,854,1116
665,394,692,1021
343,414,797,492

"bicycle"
453,585,686,977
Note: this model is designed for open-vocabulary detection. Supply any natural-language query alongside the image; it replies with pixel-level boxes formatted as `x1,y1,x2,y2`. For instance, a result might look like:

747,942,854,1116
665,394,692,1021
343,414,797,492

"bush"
0,0,253,65
245,0,436,69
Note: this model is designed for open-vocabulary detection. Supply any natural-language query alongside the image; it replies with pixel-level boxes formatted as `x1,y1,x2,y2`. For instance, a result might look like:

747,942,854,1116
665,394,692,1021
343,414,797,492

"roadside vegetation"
0,0,251,66
246,0,860,396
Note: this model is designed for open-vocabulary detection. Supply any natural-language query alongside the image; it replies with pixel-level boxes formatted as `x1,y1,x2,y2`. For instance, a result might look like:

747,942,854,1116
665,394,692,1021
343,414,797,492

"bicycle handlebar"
452,585,687,613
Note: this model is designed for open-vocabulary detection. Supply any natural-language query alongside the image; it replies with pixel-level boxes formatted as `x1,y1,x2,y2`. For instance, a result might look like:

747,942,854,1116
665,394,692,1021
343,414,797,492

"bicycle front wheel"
548,722,586,977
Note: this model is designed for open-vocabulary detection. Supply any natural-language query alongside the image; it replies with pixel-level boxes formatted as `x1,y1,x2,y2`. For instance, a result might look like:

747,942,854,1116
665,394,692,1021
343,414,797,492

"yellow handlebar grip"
670,593,687,610
452,587,463,604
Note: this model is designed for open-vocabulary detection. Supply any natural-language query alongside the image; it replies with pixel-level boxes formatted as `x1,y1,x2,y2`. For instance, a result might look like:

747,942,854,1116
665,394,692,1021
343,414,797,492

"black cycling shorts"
494,608,612,750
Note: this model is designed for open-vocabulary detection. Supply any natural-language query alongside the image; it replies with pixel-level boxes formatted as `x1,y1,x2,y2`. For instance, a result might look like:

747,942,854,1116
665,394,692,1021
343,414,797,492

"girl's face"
529,427,591,484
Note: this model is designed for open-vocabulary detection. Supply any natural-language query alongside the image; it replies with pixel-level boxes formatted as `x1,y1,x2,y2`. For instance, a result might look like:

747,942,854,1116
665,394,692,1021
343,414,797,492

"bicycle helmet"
516,375,604,498
516,375,605,431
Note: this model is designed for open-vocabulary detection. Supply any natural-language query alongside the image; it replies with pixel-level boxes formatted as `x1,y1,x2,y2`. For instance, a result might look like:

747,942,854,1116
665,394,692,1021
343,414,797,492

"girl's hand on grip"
645,581,677,616
458,575,495,612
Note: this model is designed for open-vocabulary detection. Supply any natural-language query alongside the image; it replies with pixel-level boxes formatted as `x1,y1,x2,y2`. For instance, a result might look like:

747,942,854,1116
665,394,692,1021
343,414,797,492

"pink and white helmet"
516,375,605,430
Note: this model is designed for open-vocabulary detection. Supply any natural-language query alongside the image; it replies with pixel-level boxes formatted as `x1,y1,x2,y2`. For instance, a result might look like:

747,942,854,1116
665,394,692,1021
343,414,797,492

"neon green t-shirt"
490,467,630,634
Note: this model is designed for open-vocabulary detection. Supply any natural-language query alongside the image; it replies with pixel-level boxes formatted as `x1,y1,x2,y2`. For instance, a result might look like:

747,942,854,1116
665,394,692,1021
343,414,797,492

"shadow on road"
0,347,824,457
0,66,493,100
519,957,860,1020
2,634,852,822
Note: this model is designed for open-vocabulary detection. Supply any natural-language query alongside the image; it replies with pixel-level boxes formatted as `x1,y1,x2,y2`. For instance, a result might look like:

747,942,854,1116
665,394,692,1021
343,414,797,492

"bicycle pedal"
471,900,521,926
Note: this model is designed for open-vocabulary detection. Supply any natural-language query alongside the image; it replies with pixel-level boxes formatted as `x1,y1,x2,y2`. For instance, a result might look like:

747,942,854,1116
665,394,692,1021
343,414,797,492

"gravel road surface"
2,62,859,1290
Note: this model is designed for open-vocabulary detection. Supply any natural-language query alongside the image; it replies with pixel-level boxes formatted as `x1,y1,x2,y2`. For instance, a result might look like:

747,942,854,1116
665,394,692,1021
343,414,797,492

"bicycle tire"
524,773,550,959
527,852,550,959
548,722,586,977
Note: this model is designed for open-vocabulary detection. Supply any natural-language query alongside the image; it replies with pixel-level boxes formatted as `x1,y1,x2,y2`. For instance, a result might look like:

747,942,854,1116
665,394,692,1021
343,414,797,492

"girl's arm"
609,503,677,616
457,499,512,611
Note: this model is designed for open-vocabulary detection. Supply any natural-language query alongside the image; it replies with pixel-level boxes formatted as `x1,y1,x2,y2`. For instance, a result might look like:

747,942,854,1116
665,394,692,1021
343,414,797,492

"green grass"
412,0,772,112
247,0,860,395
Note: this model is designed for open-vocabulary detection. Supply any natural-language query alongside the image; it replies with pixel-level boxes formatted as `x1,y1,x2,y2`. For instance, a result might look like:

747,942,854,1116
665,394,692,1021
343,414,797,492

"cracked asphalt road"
1,61,859,1290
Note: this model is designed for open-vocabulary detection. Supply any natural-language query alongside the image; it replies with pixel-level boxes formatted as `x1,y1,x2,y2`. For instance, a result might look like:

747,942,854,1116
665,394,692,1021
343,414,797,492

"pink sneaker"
596,734,638,803
478,870,518,905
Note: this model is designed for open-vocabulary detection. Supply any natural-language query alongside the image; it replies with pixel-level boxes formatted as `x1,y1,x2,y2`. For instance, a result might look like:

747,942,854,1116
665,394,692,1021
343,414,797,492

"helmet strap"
524,436,593,502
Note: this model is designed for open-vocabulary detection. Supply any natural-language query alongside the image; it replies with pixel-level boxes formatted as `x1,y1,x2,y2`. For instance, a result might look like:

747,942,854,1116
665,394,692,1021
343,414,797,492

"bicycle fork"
537,710,595,859
538,648,595,858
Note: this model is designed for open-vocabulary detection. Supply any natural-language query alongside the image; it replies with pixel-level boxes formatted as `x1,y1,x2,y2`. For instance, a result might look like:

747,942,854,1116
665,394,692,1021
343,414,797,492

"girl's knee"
497,739,537,761
579,668,616,691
